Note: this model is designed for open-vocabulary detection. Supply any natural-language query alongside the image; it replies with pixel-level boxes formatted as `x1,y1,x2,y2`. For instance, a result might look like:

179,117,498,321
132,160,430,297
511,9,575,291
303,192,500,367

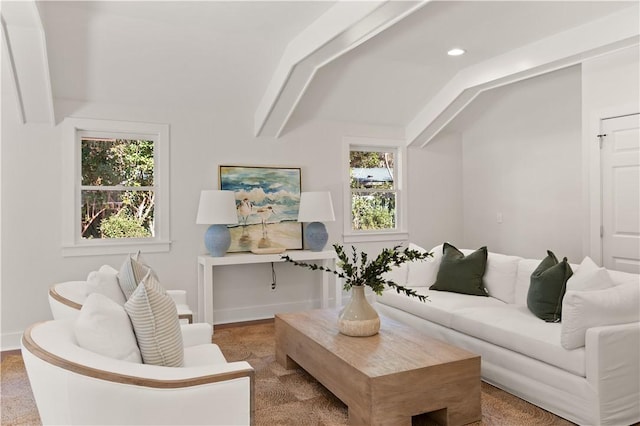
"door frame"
586,103,639,265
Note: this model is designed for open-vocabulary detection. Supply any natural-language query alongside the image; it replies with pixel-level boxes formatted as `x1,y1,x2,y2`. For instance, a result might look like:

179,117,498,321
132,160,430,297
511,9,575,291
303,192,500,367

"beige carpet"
1,320,575,425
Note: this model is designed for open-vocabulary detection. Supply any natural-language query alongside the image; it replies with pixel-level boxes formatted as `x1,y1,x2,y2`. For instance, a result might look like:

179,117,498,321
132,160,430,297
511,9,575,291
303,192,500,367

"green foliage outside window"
100,211,151,238
81,138,155,239
352,194,396,230
350,150,396,231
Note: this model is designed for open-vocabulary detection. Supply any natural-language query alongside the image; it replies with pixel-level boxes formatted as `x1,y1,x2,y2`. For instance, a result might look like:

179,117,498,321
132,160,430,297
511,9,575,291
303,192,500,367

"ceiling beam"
1,0,54,125
254,0,427,138
407,4,640,148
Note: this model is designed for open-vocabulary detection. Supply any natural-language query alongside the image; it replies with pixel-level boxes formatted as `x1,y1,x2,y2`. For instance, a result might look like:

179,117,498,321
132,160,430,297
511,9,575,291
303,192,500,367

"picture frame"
219,165,303,253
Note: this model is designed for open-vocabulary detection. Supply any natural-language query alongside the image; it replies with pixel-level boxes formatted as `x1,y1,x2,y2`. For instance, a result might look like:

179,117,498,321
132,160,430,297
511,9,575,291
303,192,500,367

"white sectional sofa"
377,244,640,426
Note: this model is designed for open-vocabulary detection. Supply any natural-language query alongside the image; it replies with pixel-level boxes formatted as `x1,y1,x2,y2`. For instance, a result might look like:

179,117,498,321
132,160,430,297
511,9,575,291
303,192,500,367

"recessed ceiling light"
447,48,466,56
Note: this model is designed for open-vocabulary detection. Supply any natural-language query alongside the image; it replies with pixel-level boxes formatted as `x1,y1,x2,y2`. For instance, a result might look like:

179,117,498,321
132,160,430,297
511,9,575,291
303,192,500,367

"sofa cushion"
608,269,640,287
405,243,442,287
515,259,540,306
450,305,586,377
124,272,184,367
561,282,640,349
74,293,142,363
85,266,126,305
462,251,521,304
431,243,489,296
383,262,408,287
527,251,573,322
566,257,614,292
118,252,151,299
377,287,505,329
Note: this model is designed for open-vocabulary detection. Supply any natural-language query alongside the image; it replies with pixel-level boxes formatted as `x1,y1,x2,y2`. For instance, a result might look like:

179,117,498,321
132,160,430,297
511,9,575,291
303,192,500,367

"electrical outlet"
496,212,503,223
271,282,276,292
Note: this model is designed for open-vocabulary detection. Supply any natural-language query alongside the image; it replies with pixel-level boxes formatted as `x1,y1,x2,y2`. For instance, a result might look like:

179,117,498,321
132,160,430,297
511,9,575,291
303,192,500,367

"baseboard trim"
215,318,275,329
1,332,23,352
212,299,326,326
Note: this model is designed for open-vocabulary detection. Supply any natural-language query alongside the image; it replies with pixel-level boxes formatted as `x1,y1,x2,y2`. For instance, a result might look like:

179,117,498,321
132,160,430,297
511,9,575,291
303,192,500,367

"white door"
601,113,640,273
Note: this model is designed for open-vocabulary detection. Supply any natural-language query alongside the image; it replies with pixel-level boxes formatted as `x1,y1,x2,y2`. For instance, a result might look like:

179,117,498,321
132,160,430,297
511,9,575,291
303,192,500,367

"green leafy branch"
281,243,432,302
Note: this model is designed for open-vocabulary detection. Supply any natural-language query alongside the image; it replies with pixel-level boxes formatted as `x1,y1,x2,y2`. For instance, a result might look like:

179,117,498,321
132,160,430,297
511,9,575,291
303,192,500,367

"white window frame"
62,118,171,256
342,136,408,243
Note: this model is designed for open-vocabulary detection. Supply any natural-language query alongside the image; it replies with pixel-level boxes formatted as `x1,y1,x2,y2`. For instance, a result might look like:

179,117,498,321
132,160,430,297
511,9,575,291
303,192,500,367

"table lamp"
196,190,238,256
297,191,335,251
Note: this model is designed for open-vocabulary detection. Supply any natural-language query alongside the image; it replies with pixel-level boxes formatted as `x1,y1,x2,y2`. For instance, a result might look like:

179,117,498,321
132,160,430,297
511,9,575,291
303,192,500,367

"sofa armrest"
181,323,212,347
585,322,640,425
22,323,254,426
49,282,87,320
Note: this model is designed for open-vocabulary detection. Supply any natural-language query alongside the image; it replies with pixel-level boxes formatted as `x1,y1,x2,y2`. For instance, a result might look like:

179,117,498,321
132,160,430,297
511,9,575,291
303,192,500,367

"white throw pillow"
383,262,408,287
566,256,615,292
98,264,119,275
118,251,151,299
125,272,184,367
561,282,640,350
406,243,443,287
74,293,142,363
85,266,126,305
483,252,522,304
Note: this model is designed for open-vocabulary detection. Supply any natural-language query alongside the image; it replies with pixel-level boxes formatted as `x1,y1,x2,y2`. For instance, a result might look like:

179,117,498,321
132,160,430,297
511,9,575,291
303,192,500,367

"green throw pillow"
527,250,573,322
430,243,489,296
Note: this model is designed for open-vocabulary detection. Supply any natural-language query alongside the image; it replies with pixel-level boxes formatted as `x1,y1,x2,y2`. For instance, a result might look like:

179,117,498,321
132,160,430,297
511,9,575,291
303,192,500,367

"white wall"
1,86,414,348
3,45,636,350
581,46,640,262
460,66,583,261
407,133,463,251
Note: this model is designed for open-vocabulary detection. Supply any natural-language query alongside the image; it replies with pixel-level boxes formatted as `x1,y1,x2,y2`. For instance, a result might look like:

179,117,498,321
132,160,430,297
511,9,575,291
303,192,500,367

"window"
63,119,170,256
350,149,396,231
343,137,408,243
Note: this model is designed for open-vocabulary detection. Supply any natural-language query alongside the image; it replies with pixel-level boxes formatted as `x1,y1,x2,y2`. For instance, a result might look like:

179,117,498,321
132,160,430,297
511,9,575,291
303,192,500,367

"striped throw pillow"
117,251,151,299
124,273,184,367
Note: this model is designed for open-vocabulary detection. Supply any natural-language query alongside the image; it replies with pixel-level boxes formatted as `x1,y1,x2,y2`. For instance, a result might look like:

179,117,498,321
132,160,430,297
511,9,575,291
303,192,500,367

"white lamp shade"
297,191,335,222
196,190,239,225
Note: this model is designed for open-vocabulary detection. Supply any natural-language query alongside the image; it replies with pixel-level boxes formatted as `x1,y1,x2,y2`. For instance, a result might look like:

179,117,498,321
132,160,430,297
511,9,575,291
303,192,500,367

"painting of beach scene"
219,165,302,252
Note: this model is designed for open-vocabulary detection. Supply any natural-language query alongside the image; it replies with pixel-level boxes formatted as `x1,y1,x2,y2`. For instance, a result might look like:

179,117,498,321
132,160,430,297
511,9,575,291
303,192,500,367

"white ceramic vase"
338,285,380,337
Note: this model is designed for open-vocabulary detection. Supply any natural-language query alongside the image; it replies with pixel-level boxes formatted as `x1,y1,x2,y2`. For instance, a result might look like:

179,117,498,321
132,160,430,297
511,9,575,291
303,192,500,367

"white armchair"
21,320,254,425
49,280,194,323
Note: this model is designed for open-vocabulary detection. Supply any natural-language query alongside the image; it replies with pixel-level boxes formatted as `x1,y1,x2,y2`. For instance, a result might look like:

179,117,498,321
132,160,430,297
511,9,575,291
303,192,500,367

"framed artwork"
219,165,303,252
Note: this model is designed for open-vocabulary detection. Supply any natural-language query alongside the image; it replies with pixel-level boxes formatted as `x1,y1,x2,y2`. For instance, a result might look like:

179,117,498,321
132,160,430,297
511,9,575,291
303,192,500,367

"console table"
197,250,341,326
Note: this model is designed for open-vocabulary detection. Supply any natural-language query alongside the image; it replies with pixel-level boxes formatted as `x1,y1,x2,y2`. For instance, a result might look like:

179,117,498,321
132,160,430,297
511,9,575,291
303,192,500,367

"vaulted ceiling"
2,1,638,146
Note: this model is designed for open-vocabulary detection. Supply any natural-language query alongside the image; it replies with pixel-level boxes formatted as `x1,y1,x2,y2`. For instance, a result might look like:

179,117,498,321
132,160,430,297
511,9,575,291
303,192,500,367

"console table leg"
197,262,204,323
203,264,214,327
321,259,329,308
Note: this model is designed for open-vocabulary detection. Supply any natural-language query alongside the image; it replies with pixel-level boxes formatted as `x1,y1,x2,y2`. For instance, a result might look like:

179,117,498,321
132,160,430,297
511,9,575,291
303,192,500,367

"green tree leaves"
350,150,396,230
81,138,154,239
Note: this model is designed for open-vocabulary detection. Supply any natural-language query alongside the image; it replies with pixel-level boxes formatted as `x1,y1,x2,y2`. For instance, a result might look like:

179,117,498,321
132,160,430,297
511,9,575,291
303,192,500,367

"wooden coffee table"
275,309,481,426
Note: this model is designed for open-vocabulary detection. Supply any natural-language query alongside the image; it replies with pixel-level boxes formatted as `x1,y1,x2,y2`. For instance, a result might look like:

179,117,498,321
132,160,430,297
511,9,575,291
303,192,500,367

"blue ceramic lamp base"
204,224,231,257
305,222,328,252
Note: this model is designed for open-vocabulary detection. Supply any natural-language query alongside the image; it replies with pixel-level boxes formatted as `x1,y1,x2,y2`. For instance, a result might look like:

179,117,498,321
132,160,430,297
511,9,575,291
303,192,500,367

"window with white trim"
351,148,397,230
63,118,170,256
343,137,407,243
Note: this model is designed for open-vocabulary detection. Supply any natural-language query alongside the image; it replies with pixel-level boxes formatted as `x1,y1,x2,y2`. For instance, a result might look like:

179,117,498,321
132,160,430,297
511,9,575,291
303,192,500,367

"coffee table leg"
348,407,414,426
276,351,299,370
275,316,299,370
